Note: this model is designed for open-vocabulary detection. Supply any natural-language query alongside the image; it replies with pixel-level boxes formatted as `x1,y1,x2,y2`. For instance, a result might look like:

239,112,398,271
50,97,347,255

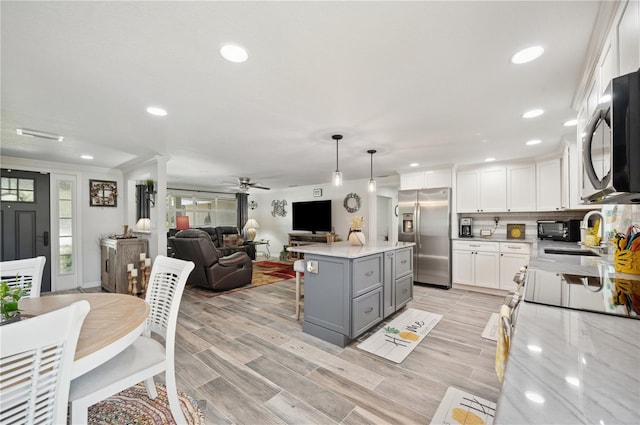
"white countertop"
495,239,640,424
287,241,415,258
495,302,640,424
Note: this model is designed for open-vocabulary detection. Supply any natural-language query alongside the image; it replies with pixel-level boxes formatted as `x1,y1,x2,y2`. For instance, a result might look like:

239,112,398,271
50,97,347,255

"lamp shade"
176,215,190,230
244,219,260,230
244,218,259,241
135,218,152,233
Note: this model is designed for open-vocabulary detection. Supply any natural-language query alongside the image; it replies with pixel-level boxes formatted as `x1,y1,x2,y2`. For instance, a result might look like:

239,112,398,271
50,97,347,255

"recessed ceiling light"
80,154,94,160
526,139,542,146
511,46,544,64
146,106,167,116
16,128,64,142
409,163,419,167
563,119,578,127
527,344,542,352
565,376,580,387
522,109,544,118
485,157,496,162
220,44,248,63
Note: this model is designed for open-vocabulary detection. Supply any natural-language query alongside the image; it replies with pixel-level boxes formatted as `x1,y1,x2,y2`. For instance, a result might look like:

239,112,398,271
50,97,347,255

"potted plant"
0,281,29,325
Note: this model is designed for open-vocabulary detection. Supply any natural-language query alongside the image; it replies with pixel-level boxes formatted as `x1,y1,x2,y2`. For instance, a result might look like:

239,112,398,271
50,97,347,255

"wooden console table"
101,238,149,294
288,232,334,260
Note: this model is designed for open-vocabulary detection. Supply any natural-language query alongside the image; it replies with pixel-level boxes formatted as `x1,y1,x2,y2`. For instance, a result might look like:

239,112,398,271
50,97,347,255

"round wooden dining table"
20,293,149,379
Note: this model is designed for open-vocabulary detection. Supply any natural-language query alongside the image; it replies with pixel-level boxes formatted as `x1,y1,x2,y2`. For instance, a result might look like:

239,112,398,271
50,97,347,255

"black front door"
1,169,51,292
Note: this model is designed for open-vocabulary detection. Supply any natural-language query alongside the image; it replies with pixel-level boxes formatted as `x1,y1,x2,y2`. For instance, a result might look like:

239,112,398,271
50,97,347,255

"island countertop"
287,241,415,259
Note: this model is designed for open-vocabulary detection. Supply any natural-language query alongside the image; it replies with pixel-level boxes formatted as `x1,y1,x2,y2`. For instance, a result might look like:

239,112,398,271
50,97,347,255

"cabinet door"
395,274,413,309
499,253,529,291
352,254,382,298
352,288,383,337
474,251,499,288
425,170,452,188
452,250,474,285
506,164,535,212
617,0,640,75
456,171,479,213
479,168,506,212
383,251,395,318
536,158,562,211
400,172,425,190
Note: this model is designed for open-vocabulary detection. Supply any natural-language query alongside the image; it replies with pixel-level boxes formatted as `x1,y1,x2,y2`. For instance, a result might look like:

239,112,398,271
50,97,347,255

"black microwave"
581,68,640,204
537,220,581,242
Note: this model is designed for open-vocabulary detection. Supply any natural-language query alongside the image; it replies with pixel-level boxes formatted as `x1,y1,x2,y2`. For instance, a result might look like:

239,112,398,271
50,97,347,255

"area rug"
186,260,295,298
357,308,442,363
88,382,204,425
430,387,496,425
481,313,499,342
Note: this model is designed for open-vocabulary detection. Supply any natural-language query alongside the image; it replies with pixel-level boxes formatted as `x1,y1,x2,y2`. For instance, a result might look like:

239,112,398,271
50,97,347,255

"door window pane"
0,177,35,202
58,180,74,274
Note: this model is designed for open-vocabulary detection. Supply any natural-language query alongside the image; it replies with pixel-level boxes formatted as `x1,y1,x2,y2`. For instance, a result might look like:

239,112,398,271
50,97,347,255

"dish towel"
495,304,511,382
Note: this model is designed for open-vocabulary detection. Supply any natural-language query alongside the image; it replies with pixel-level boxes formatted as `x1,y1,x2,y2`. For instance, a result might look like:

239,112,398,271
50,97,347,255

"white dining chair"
0,256,46,298
0,300,90,425
68,256,195,424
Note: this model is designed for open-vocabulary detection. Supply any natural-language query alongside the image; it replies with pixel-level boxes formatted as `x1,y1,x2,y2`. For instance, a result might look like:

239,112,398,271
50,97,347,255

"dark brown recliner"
198,226,256,260
169,229,253,291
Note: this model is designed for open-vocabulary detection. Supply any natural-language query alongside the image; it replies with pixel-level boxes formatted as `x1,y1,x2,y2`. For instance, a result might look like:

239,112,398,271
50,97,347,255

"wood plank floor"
166,280,504,424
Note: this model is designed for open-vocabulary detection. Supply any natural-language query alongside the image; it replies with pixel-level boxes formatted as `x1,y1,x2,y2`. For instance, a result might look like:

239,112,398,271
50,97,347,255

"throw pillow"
223,234,238,247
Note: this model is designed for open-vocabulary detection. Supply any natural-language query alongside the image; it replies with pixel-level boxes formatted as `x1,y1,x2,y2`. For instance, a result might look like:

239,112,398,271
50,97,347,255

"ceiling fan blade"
253,185,270,190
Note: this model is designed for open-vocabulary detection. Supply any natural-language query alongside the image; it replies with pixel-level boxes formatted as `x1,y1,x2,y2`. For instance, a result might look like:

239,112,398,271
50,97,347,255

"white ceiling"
1,1,604,192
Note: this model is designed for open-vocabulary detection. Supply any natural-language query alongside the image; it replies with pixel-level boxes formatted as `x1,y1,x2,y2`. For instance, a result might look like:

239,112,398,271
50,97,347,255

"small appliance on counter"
537,220,581,242
459,217,473,237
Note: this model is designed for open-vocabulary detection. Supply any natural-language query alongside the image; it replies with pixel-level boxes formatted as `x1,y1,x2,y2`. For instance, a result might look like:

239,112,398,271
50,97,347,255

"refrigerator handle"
394,204,399,217
414,202,419,249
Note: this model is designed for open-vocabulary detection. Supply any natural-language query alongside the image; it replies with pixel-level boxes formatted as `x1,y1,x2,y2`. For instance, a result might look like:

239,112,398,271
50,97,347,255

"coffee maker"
459,217,473,237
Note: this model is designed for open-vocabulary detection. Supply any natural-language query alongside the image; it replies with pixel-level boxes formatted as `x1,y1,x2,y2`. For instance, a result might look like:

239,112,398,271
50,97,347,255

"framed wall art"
89,179,118,207
313,188,322,197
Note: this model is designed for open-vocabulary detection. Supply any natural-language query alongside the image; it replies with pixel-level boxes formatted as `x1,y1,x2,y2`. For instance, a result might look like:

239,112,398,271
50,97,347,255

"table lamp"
176,215,190,230
135,218,152,233
244,218,259,241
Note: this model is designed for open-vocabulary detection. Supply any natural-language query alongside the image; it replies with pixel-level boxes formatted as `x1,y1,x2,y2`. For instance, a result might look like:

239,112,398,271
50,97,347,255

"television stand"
288,232,335,260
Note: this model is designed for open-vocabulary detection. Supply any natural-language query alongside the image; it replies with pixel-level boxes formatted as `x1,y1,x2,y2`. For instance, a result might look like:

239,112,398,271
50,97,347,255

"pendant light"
367,149,377,192
332,134,343,186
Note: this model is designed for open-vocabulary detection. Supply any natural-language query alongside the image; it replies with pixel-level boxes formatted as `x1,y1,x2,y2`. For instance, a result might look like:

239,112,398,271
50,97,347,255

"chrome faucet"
581,210,606,251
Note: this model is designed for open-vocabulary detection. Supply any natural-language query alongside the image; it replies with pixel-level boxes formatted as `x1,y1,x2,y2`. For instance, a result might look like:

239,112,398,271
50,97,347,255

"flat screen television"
292,200,332,233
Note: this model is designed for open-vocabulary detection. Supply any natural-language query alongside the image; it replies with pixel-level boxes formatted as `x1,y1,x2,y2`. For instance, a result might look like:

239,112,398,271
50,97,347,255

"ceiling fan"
221,177,271,192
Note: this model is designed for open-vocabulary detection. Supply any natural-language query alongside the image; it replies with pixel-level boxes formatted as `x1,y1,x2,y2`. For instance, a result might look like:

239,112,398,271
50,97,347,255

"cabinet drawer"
352,254,383,298
395,274,413,309
395,248,412,278
452,240,499,252
499,242,531,254
352,287,383,337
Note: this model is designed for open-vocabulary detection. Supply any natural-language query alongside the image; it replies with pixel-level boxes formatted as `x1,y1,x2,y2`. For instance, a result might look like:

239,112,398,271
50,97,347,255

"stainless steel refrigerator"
397,187,452,289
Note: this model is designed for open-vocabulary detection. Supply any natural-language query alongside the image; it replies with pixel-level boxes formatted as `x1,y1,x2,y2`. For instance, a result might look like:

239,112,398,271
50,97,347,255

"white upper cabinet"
536,158,563,211
506,164,536,212
400,169,451,190
456,167,506,213
617,0,640,75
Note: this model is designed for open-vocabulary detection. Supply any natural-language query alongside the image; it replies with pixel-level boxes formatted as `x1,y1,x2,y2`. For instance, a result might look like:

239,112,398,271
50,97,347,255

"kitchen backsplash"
459,211,591,240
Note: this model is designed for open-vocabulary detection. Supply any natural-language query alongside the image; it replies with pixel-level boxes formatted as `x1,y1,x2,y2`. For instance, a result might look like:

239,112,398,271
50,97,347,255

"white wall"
248,177,399,257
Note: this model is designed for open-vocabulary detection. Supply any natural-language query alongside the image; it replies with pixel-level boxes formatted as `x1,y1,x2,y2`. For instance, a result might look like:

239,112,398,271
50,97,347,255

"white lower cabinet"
498,242,531,291
454,240,532,291
452,241,499,288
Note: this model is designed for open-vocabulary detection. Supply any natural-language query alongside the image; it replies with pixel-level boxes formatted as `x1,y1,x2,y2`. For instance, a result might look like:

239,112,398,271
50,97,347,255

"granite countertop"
495,240,640,424
287,241,415,258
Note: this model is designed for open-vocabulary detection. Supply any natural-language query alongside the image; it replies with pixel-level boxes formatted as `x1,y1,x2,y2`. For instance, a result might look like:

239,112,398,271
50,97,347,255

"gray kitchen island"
287,241,415,347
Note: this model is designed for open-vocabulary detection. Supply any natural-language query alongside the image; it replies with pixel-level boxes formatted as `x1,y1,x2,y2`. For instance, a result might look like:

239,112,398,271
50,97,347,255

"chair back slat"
0,257,46,298
144,256,194,339
0,300,90,425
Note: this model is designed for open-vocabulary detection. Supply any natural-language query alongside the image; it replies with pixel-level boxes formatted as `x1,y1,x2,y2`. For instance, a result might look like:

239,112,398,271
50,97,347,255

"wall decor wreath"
89,179,118,207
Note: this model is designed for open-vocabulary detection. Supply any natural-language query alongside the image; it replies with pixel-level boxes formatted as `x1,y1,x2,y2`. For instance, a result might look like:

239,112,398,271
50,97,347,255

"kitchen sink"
543,248,600,257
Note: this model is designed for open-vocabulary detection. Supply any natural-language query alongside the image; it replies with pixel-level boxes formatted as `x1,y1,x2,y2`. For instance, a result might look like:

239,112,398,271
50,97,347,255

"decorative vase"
348,230,366,246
